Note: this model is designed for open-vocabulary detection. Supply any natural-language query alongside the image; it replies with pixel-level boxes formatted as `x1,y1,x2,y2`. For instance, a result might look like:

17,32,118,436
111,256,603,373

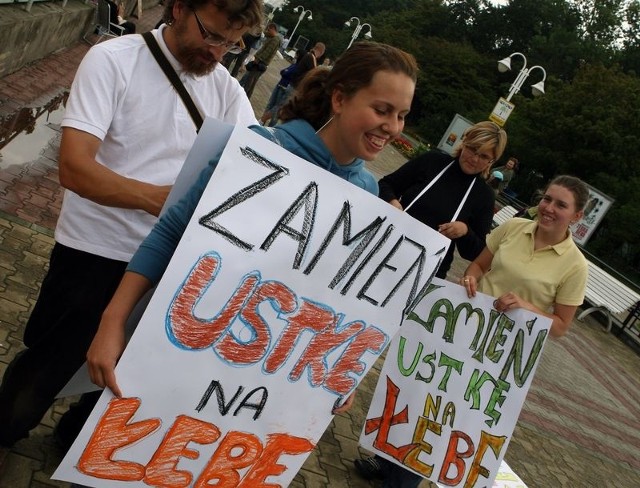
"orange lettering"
77,397,161,481
240,433,315,486
194,431,262,487
403,415,441,477
144,415,221,487
464,431,505,488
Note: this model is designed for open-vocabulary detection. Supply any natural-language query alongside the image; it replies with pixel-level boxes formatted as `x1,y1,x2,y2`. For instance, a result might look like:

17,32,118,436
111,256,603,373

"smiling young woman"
461,175,589,338
86,42,419,407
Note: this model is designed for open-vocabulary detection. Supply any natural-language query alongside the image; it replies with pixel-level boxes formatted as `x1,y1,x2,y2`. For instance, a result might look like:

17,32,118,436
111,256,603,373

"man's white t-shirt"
57,26,257,261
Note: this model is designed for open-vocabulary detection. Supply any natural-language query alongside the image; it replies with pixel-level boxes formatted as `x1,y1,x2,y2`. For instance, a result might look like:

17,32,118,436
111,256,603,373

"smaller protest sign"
360,278,551,488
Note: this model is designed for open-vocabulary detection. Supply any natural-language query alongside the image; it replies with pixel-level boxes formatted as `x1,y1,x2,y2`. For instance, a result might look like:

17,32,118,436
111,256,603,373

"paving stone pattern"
1,9,639,486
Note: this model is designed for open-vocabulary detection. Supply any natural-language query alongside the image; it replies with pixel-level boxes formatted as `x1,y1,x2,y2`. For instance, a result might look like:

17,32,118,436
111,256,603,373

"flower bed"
391,135,430,159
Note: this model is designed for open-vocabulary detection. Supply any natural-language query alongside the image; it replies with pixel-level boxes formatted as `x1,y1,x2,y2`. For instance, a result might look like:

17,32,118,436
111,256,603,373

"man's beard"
177,47,218,76
172,22,218,76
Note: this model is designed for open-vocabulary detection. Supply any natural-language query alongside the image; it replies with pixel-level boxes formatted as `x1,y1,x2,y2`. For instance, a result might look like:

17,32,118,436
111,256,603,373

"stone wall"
0,0,160,78
0,1,94,78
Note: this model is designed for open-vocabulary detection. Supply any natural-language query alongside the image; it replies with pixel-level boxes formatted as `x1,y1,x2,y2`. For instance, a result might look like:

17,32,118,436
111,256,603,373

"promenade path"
1,8,639,486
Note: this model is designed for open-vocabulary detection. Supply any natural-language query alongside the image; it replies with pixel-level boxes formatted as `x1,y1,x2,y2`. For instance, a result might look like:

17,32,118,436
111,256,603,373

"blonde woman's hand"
389,199,403,211
438,221,468,239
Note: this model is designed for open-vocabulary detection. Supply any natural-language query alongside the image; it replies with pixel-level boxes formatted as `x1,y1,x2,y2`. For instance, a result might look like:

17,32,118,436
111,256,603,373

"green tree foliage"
267,0,640,279
506,64,640,276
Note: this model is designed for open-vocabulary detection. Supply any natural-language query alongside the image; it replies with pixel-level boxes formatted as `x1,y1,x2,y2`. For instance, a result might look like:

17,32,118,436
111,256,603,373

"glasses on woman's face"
192,10,245,54
464,145,494,165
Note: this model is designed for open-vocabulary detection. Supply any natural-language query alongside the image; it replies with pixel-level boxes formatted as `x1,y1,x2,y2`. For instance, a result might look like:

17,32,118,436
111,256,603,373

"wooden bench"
578,260,640,332
492,205,518,228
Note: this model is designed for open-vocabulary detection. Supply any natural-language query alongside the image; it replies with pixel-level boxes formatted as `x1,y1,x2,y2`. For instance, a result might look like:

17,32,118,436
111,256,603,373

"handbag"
246,60,267,72
142,32,203,131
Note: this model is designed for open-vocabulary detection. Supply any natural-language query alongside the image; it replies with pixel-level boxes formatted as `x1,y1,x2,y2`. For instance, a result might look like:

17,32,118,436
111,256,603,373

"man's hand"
59,127,171,216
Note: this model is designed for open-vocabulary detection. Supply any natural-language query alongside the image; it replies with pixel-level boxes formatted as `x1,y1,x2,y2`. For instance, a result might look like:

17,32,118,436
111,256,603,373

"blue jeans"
263,84,290,126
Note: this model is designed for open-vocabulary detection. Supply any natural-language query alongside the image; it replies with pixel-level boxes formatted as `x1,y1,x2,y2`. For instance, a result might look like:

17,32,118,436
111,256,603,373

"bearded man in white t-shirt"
0,0,263,452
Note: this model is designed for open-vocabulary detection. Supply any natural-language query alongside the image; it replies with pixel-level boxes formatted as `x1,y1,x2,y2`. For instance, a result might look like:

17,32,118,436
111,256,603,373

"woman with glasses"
86,41,418,404
354,121,507,486
378,121,507,281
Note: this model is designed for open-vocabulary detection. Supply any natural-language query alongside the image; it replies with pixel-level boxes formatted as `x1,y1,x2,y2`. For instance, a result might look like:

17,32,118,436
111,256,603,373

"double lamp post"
345,16,372,50
287,5,313,49
489,51,547,126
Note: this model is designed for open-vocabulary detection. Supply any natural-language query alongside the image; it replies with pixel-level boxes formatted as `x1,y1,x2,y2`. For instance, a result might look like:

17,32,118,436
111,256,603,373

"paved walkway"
1,9,639,487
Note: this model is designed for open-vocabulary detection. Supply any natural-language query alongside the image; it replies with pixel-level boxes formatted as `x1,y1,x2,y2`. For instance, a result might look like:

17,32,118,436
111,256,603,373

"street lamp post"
489,52,547,126
498,52,547,102
345,16,372,50
288,5,313,48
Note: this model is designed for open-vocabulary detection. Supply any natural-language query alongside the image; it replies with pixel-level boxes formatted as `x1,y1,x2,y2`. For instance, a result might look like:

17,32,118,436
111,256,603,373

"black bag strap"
142,31,203,131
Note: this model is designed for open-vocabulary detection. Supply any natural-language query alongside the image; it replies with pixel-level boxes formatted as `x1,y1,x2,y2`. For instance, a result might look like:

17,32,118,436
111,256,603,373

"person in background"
259,48,306,126
86,41,418,415
291,42,325,89
239,22,281,97
355,121,507,487
487,168,504,194
106,0,136,35
0,0,262,455
488,156,518,193
462,175,589,337
273,41,325,121
222,27,262,77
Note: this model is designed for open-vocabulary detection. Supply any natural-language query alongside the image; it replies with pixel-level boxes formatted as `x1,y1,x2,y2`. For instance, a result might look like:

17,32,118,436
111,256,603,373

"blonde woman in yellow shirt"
461,175,589,337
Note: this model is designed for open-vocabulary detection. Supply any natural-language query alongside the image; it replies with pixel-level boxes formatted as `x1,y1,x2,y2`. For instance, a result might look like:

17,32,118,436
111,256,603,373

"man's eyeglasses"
464,145,494,164
192,10,245,54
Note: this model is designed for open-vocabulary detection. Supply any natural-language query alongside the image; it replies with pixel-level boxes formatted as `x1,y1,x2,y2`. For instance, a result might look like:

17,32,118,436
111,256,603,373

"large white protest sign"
360,278,551,488
54,122,450,487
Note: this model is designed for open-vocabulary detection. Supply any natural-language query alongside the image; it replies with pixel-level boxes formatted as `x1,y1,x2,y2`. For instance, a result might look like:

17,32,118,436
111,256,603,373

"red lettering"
324,325,386,395
216,281,296,364
263,300,330,374
168,253,259,349
168,254,386,397
364,376,418,462
439,431,474,485
289,302,359,386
